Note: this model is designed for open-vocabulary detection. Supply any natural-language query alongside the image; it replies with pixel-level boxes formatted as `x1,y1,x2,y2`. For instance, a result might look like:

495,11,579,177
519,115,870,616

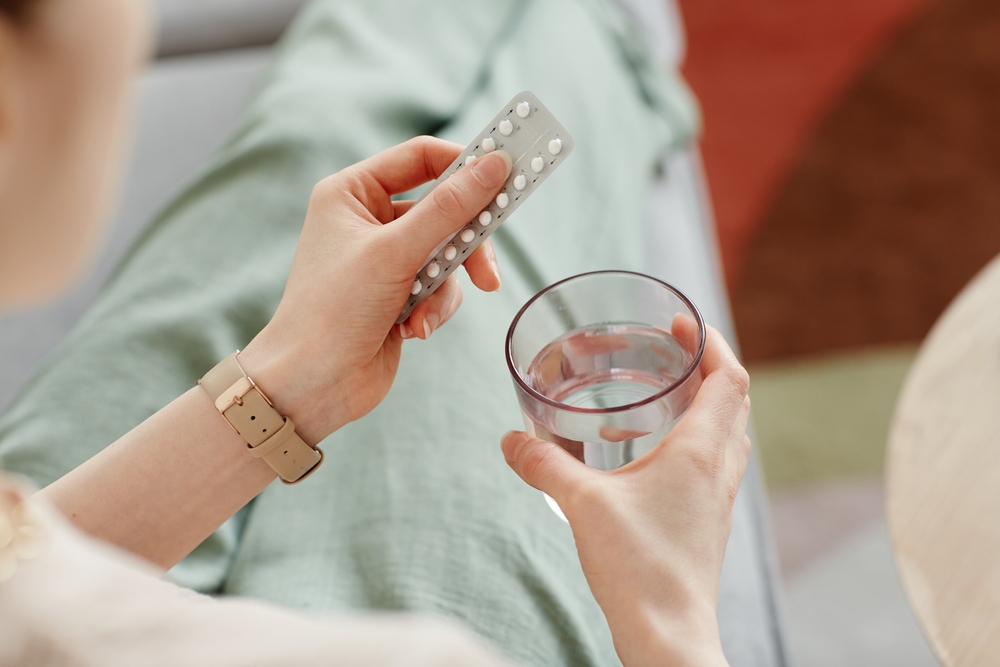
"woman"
0,0,751,665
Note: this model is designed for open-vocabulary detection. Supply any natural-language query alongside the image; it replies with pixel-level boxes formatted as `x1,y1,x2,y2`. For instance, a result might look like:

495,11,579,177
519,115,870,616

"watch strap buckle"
200,351,323,484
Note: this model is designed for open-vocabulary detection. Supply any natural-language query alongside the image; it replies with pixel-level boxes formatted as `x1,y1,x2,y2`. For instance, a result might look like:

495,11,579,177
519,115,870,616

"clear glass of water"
505,271,705,515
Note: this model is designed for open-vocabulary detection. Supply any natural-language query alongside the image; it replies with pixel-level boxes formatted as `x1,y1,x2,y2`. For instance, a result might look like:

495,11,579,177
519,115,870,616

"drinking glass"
505,271,705,517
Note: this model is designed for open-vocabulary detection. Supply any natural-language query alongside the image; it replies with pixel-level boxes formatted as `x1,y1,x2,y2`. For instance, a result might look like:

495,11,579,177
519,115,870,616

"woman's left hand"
500,326,750,667
239,137,511,445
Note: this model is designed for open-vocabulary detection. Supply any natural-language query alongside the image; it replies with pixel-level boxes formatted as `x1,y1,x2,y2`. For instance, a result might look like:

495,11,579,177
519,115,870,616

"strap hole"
283,450,288,455
262,429,267,433
250,415,255,420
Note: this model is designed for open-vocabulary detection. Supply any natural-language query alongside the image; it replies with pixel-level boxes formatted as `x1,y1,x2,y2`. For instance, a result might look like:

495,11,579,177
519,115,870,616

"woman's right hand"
240,137,511,446
500,326,751,667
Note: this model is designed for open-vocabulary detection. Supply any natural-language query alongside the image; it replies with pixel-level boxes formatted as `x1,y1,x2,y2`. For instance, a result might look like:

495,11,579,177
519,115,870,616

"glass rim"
505,270,707,415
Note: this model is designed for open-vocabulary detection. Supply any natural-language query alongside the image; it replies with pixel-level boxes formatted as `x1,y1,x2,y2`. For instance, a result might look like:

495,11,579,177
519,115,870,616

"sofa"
0,1,788,664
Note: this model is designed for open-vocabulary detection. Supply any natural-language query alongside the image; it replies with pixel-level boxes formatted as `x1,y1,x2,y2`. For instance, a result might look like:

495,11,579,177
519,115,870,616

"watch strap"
199,352,323,484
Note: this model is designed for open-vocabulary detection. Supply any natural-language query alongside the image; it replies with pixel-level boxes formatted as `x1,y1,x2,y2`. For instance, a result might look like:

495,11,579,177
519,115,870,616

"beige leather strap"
199,352,323,484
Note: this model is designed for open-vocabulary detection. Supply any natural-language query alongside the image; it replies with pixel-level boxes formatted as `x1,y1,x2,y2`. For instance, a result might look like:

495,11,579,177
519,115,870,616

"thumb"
501,431,594,504
393,150,512,266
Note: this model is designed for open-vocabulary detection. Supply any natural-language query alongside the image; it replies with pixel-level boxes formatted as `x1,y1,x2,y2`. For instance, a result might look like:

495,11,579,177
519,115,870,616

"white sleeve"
0,476,518,667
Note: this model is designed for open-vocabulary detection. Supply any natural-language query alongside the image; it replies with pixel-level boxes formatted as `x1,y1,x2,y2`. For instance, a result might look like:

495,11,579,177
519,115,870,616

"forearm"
37,386,276,570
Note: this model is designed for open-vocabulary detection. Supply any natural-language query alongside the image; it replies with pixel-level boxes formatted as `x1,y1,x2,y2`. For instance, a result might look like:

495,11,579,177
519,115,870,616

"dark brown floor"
733,0,1000,363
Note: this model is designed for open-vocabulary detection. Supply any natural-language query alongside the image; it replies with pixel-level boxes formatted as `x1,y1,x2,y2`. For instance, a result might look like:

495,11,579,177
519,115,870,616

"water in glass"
522,323,692,471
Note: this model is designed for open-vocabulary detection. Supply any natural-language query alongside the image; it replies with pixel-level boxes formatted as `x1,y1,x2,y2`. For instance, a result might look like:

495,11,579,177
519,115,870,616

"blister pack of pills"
397,91,575,324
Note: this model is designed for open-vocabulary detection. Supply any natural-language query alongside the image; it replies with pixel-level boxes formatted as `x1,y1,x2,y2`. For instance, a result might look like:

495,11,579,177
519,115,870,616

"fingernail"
472,150,512,187
423,313,440,339
399,322,414,339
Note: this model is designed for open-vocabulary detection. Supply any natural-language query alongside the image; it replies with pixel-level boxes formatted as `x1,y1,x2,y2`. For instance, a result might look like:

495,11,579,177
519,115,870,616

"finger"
736,435,753,483
351,136,464,196
501,431,596,504
698,325,744,381
669,327,750,446
392,200,415,219
405,275,463,340
731,394,751,450
670,312,702,358
436,280,464,328
727,395,752,478
463,239,501,292
391,150,512,267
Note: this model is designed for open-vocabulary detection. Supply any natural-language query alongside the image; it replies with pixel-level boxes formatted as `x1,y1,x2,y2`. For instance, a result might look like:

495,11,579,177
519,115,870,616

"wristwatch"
199,351,323,484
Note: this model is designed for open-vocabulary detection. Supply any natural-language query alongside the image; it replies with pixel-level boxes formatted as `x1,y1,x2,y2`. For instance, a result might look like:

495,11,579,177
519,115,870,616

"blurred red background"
680,0,1000,363
679,0,931,285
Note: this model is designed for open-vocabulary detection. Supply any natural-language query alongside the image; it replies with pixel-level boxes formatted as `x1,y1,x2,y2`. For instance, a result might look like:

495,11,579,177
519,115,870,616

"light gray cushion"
155,0,306,56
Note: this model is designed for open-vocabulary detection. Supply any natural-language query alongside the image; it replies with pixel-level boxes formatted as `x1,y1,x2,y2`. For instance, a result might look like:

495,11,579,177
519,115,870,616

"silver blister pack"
397,91,575,324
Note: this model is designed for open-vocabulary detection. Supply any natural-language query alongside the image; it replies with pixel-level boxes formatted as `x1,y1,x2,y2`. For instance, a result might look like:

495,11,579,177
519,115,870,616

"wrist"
612,602,728,667
238,330,350,445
